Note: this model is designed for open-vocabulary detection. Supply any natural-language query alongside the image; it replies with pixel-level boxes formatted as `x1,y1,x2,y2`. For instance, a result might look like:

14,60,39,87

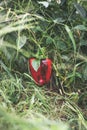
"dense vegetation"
0,0,87,130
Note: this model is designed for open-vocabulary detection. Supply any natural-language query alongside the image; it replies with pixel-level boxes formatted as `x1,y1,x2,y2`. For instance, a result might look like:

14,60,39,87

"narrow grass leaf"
65,25,76,54
0,60,12,77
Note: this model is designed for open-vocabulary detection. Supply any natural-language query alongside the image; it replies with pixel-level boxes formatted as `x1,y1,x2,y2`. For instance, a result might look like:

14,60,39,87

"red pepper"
29,58,52,86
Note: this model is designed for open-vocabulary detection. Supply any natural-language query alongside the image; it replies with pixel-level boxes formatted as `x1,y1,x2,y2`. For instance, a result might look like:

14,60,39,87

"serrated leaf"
74,3,87,18
32,60,40,71
46,37,53,44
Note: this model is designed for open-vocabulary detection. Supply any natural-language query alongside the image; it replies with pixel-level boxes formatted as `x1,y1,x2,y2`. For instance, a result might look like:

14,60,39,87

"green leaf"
74,3,87,18
32,59,40,71
46,37,53,44
0,40,30,58
38,1,49,8
65,25,76,54
73,25,87,31
83,64,87,80
53,18,65,23
0,60,12,77
56,40,67,51
80,40,87,46
17,35,27,50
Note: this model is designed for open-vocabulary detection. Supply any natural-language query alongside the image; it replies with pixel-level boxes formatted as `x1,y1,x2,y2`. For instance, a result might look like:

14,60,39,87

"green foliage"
0,0,87,130
0,106,69,130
